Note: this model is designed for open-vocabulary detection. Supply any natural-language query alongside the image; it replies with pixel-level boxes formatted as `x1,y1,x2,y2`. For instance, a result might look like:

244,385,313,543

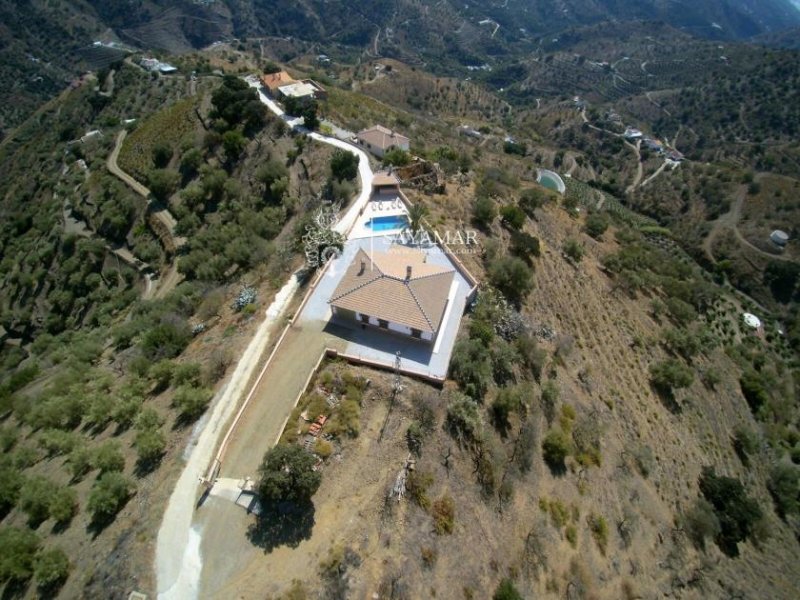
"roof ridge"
329,251,384,302
404,280,435,331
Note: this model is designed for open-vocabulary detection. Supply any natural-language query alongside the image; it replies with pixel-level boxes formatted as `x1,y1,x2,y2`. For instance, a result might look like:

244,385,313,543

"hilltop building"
356,125,410,158
329,246,455,343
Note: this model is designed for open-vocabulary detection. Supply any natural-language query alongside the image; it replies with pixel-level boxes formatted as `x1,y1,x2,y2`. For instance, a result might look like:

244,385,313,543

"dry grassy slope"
217,199,799,599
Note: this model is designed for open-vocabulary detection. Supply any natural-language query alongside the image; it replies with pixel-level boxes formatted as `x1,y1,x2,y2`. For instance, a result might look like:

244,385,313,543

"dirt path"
625,139,643,194
702,174,795,264
640,160,669,189
155,78,376,600
107,130,150,197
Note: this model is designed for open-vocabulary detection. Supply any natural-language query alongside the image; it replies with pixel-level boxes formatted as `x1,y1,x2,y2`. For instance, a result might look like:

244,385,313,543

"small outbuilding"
770,230,789,247
742,313,762,330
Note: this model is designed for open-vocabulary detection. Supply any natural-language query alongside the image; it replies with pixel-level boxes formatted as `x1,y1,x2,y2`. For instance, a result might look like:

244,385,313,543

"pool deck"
349,190,409,239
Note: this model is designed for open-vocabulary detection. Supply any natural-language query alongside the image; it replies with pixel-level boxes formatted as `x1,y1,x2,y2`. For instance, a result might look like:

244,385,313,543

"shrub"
406,470,433,510
48,487,77,525
135,428,167,468
172,385,213,422
739,370,770,413
540,381,559,425
33,547,70,591
473,196,496,228
681,498,721,550
257,444,321,505
328,399,360,438
518,188,549,216
431,495,455,535
0,463,23,515
445,394,482,445
19,477,55,526
565,524,578,547
493,578,523,600
172,362,202,386
767,463,800,518
563,238,584,262
732,426,759,465
0,526,41,583
313,439,333,460
584,213,609,239
87,473,134,525
542,429,570,470
488,256,533,305
330,149,359,181
67,444,94,481
499,205,525,230
699,467,763,556
92,441,125,474
588,513,609,554
450,339,492,401
649,359,693,394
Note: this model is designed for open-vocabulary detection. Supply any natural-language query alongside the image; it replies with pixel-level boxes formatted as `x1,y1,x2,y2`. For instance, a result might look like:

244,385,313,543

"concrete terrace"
299,235,471,380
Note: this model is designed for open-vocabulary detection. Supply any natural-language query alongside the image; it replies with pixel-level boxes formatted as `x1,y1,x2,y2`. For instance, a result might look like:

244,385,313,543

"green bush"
257,444,321,505
0,463,23,514
87,473,134,525
0,526,40,583
450,339,492,401
499,204,525,230
330,149,359,181
767,463,800,518
405,470,433,510
172,384,213,422
681,498,721,550
739,370,770,413
563,238,584,262
649,359,694,394
588,513,609,555
33,547,70,591
542,429,570,470
488,255,533,305
493,578,523,600
699,467,763,556
473,196,496,229
19,477,57,526
92,440,125,474
48,487,77,525
445,394,483,445
732,426,759,465
135,428,167,468
584,212,609,239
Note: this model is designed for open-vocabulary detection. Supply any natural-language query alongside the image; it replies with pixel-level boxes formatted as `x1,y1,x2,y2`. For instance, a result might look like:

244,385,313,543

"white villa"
329,246,455,343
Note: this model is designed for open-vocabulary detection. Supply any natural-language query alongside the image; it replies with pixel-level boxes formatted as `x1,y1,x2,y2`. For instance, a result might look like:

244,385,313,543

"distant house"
665,150,684,162
770,230,789,247
261,71,298,95
458,125,482,139
277,79,327,102
329,246,455,343
643,138,663,152
623,127,643,140
140,57,177,74
356,125,410,158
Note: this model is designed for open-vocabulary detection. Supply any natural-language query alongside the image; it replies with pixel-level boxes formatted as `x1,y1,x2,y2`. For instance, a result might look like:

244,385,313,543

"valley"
0,2,799,599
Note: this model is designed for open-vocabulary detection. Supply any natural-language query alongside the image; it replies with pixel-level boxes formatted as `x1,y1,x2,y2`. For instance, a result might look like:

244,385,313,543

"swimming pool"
537,169,566,194
369,215,409,231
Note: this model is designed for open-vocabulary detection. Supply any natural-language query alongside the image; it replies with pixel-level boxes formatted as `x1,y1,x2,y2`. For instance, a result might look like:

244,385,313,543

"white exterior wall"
331,307,433,342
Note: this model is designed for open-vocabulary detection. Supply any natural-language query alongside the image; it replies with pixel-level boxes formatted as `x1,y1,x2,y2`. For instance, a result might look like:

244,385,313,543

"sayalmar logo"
388,228,479,253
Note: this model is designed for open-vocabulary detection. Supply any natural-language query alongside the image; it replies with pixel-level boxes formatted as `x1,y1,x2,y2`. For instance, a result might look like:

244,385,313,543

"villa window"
378,319,389,329
411,328,422,339
359,314,369,323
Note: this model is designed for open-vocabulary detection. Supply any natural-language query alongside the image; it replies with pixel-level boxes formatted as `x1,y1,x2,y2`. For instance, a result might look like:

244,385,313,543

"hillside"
0,4,798,599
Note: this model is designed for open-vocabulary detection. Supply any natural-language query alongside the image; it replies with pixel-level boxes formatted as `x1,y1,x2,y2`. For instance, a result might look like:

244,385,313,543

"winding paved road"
155,75,375,600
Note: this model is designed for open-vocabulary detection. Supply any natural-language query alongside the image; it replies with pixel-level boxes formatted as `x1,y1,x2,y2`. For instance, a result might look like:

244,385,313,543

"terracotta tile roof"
357,125,410,151
329,247,454,334
261,71,297,92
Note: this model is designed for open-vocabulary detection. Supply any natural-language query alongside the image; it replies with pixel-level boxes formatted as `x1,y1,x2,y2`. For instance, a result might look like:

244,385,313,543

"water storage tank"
770,230,789,247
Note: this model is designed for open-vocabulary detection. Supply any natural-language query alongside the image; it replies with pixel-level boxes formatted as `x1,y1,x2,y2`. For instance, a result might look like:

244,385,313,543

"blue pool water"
369,215,409,231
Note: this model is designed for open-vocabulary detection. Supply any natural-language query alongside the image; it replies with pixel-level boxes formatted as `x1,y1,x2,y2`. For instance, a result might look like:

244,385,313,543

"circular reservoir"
537,169,566,194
